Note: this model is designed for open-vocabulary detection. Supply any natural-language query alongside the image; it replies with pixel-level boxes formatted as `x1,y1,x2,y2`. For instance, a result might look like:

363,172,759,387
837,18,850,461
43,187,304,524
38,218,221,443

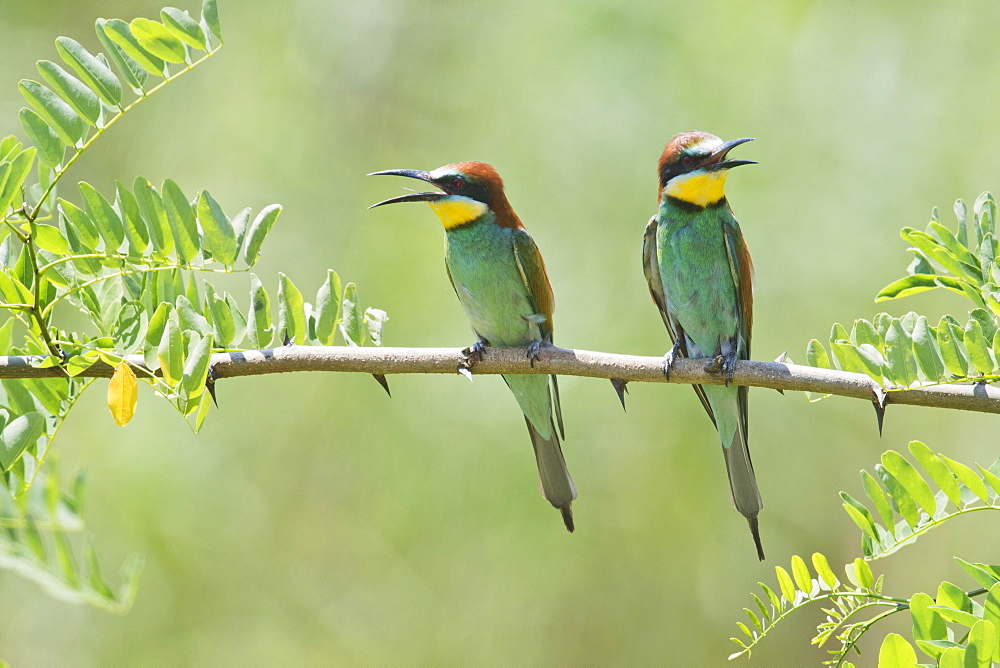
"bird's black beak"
367,169,445,208
704,137,757,172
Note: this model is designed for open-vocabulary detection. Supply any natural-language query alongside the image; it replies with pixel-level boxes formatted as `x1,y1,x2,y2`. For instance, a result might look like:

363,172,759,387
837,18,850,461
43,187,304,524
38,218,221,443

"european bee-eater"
644,132,764,559
369,162,577,531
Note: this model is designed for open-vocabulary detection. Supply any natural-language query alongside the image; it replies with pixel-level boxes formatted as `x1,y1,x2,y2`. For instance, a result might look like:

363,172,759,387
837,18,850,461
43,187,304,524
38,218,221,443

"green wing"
723,219,754,437
642,216,717,426
511,227,564,438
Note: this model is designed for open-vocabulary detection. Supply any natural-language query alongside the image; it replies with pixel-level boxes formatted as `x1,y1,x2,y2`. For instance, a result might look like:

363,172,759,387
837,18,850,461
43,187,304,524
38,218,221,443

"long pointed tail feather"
722,421,764,560
524,417,577,531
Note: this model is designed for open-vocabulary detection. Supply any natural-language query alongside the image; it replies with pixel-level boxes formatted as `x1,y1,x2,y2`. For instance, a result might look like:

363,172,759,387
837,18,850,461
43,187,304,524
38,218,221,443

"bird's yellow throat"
665,170,728,207
428,197,489,230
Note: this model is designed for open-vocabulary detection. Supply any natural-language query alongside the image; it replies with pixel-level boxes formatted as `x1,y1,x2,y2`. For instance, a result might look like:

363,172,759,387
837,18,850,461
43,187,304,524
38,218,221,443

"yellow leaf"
108,361,138,426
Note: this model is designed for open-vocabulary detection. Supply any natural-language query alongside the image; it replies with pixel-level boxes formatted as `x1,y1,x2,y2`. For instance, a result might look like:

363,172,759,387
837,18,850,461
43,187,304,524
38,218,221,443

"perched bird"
369,162,577,531
643,132,764,559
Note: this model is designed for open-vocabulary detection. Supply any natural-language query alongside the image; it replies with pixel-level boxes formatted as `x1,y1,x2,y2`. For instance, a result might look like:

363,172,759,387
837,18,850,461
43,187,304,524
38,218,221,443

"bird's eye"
450,176,465,189
681,155,695,168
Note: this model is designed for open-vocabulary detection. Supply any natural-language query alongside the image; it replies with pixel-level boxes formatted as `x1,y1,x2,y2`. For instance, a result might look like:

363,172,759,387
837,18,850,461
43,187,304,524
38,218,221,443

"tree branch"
2,345,999,414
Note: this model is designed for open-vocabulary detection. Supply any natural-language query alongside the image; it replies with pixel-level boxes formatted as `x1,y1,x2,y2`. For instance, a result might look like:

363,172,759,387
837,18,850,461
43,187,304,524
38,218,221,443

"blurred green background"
2,1,1000,664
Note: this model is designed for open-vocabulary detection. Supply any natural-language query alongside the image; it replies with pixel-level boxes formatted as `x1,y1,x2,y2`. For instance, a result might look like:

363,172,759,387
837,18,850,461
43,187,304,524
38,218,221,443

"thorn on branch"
371,373,391,397
871,385,889,437
610,378,628,411
207,366,219,407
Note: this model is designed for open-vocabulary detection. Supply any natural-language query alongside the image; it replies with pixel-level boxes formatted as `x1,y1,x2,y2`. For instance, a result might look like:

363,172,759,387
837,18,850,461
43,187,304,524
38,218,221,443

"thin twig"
0,345,997,414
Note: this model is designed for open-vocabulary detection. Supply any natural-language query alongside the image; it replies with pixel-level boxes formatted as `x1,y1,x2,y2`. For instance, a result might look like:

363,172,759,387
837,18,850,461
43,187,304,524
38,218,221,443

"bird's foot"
662,340,682,380
458,340,487,381
527,340,544,368
462,340,487,364
704,352,738,385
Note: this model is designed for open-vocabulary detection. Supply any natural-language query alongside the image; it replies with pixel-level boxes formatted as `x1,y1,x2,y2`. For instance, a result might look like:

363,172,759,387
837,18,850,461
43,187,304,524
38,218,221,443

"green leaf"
21,377,68,415
928,220,978,266
910,592,948,659
36,60,101,126
144,302,172,368
134,177,173,259
158,318,183,386
113,301,147,354
364,308,387,346
856,343,887,380
0,412,44,470
79,182,124,249
885,319,917,385
194,389,212,432
908,440,962,508
246,274,272,348
340,283,365,346
32,225,69,256
94,19,148,91
202,0,223,42
939,455,991,503
840,492,878,542
0,148,36,215
276,273,305,344
811,553,838,589
966,619,997,668
927,604,983,629
180,333,213,403
19,79,84,146
54,36,122,106
983,583,1000,664
0,271,33,304
876,273,967,301
874,464,919,527
911,315,944,381
176,294,210,337
162,180,199,263
852,319,881,348
969,308,997,340
115,180,149,254
102,19,165,76
789,554,812,593
197,191,236,266
937,581,973,613
18,108,64,169
881,450,937,517
161,8,206,49
242,204,282,265
58,198,100,250
956,558,1000,589
805,339,830,369
861,469,896,538
314,269,342,346
224,292,246,346
935,316,969,377
204,283,235,347
774,565,796,602
935,646,965,667
877,633,917,666
980,464,1000,498
129,18,187,64
964,319,994,374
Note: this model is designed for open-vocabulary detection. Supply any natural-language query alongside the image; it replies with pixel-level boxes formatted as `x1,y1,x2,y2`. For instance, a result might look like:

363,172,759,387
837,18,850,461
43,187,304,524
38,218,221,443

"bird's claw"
462,340,486,364
704,353,738,385
662,341,682,380
527,340,543,367
458,340,487,381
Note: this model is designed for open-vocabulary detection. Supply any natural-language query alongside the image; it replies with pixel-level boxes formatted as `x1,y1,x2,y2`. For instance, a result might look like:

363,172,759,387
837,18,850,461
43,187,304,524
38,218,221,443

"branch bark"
1,345,998,414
